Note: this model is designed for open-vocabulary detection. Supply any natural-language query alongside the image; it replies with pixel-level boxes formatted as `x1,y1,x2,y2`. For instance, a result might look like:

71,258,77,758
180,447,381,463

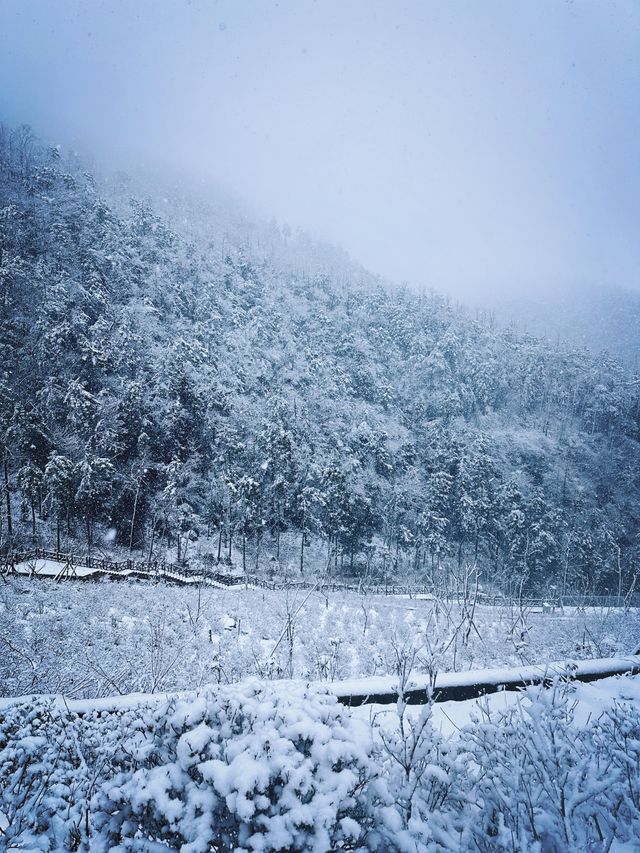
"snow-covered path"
7,556,258,589
1,655,638,714
11,558,103,579
353,669,640,738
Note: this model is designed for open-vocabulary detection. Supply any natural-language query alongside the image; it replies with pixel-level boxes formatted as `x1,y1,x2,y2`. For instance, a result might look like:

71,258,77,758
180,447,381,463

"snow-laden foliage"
458,683,640,850
1,125,639,593
0,702,89,850
91,682,373,853
2,678,640,851
0,683,376,853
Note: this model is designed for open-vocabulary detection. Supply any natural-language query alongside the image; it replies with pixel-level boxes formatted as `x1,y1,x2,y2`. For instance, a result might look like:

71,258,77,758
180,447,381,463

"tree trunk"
57,517,61,553
300,529,305,574
217,527,222,562
3,457,12,543
148,519,156,561
129,477,142,552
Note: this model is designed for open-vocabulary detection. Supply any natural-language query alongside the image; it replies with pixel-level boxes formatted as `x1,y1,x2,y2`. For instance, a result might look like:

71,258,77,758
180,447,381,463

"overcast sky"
1,0,639,299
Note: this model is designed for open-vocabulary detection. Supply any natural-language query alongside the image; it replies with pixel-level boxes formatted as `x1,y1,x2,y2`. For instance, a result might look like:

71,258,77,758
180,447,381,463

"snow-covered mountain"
1,124,639,593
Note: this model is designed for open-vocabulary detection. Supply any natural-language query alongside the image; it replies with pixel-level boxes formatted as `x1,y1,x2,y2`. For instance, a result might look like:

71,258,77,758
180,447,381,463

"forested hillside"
1,125,639,593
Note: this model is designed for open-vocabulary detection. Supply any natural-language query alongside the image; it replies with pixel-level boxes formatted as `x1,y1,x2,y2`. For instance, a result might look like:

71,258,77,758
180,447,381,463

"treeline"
1,124,639,592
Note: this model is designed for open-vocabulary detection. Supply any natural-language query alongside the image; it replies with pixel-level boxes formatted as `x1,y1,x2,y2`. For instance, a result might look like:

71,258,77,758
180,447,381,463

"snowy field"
2,577,640,850
1,575,638,699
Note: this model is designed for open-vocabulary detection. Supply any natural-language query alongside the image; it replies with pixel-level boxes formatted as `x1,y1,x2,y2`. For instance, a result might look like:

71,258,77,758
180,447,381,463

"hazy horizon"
2,0,639,300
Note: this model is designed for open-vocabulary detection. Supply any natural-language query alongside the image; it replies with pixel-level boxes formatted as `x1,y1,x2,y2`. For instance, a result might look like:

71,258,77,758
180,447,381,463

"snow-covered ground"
355,669,640,736
3,654,637,714
1,573,640,850
1,575,638,699
325,653,640,701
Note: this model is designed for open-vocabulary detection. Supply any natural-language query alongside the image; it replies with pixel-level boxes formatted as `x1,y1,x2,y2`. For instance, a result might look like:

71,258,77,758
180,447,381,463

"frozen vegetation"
1,577,638,699
1,126,639,599
2,672,640,851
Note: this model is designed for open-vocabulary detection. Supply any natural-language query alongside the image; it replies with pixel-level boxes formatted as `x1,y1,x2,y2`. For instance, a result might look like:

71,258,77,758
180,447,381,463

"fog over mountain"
2,0,639,302
1,0,639,589
475,284,640,370
1,125,639,596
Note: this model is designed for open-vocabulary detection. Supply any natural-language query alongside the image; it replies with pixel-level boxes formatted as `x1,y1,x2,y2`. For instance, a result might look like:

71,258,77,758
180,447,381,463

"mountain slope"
1,124,639,593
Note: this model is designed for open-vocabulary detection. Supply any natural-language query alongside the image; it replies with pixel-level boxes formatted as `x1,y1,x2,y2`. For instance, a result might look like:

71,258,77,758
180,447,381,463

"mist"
2,0,639,300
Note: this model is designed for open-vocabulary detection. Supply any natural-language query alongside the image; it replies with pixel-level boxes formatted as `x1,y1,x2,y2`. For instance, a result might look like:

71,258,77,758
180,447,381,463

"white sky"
1,0,639,299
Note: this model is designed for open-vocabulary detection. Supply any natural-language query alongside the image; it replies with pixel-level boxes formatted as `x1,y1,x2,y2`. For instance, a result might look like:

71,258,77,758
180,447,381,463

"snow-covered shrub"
3,578,639,699
0,698,160,852
370,678,640,852
367,644,472,852
1,685,377,852
590,698,640,845
91,680,376,853
0,700,89,851
459,682,640,851
3,678,640,852
372,699,471,852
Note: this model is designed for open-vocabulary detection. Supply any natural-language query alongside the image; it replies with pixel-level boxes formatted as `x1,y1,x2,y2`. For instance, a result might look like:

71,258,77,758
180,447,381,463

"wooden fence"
2,549,639,606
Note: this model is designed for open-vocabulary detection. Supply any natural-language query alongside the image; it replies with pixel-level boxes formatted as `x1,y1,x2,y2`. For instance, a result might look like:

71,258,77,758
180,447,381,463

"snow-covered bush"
2,678,640,852
0,701,88,851
460,683,640,850
1,684,378,852
372,701,470,851
0,699,158,852
589,698,640,845
368,677,640,852
92,681,376,853
2,578,639,700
